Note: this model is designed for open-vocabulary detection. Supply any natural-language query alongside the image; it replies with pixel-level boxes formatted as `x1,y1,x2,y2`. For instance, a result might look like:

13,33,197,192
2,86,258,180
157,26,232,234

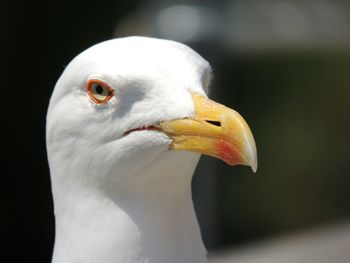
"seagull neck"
52,152,207,263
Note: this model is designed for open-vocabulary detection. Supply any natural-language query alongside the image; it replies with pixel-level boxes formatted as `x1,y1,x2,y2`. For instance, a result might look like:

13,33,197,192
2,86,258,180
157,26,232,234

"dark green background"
2,1,350,262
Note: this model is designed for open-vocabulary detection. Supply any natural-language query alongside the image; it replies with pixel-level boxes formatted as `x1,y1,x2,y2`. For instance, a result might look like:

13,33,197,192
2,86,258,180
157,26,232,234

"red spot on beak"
215,140,242,165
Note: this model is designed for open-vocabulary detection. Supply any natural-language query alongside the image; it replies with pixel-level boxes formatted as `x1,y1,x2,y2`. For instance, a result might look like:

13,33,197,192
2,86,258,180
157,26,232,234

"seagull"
46,36,257,263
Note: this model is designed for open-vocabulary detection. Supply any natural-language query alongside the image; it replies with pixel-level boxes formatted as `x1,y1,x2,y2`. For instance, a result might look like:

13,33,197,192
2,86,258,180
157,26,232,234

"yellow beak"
159,93,257,172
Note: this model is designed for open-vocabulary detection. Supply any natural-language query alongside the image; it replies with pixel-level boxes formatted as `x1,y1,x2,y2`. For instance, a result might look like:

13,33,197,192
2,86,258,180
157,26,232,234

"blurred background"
2,0,350,262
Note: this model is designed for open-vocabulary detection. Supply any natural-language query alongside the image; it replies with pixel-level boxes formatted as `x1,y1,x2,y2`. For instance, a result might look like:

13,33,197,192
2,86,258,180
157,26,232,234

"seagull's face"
46,37,256,188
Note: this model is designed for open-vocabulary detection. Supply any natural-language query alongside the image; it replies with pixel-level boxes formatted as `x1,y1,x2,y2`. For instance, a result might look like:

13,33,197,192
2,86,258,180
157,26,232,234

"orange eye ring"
86,79,114,104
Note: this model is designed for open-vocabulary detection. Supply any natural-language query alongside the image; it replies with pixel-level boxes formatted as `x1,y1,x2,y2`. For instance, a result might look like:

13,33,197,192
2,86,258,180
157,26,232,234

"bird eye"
87,79,114,104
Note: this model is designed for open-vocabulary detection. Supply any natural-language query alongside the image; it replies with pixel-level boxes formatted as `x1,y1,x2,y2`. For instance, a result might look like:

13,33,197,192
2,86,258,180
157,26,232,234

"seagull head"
46,36,257,263
46,37,256,194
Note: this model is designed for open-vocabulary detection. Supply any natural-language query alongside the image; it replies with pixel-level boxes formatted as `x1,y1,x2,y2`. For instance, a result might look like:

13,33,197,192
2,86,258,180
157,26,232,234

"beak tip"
244,133,257,173
244,149,257,173
245,140,257,173
251,161,258,173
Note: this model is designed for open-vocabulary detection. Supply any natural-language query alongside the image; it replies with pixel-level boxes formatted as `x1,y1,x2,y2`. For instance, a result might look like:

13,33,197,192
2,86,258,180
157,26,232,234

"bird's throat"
51,151,207,263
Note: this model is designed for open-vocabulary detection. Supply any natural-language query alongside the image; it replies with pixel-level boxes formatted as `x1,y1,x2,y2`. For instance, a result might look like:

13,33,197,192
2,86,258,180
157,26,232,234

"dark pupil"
95,85,104,95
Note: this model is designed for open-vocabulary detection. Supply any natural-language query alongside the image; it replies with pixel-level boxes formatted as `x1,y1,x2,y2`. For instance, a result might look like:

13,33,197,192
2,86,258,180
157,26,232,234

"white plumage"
46,36,256,263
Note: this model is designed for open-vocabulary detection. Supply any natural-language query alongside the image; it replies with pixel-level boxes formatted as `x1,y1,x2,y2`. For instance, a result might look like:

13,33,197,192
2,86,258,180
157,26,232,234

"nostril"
205,120,222,127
